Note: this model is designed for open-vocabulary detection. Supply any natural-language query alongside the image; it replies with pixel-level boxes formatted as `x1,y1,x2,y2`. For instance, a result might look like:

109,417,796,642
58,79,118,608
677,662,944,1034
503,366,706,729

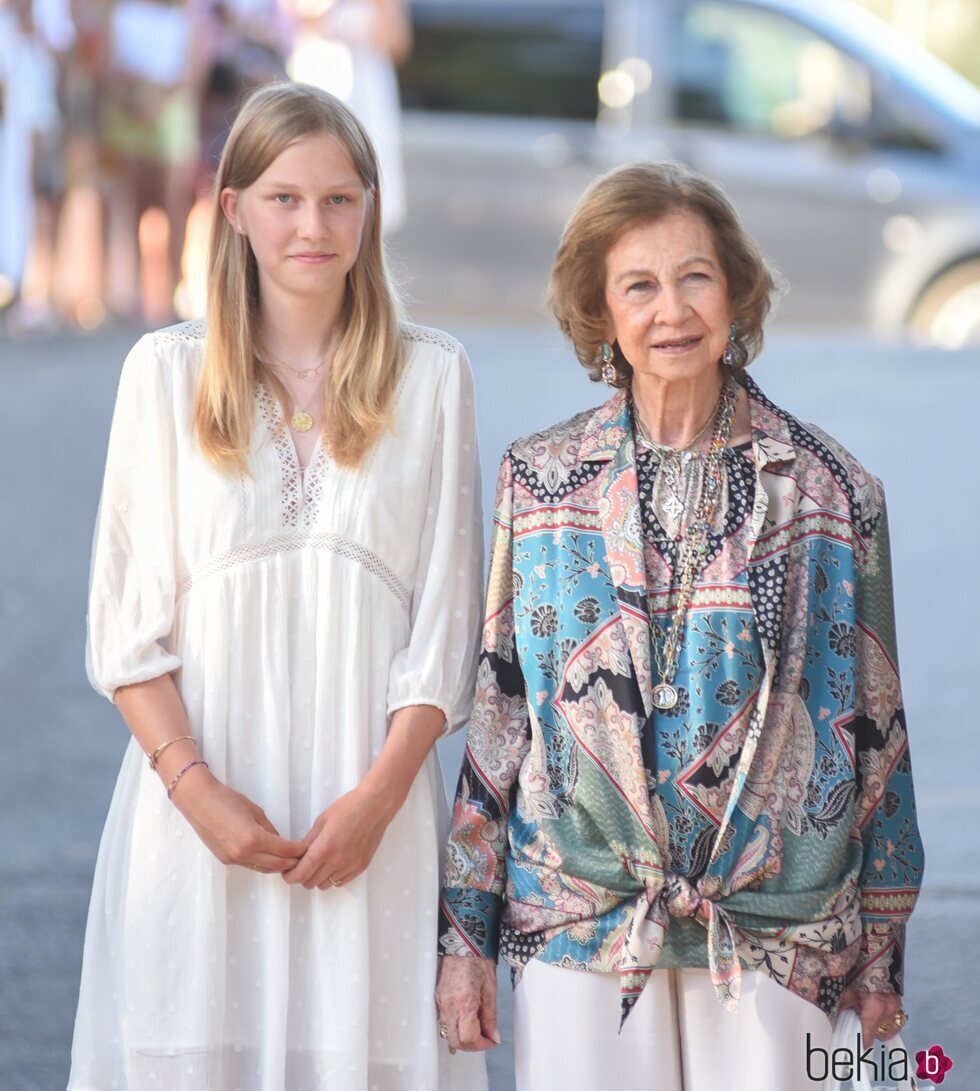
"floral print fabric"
440,376,923,1024
636,442,765,889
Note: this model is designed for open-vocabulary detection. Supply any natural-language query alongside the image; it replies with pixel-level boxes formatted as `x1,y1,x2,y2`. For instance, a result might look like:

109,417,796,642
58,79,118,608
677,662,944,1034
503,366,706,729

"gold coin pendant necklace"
264,354,324,433
290,406,316,433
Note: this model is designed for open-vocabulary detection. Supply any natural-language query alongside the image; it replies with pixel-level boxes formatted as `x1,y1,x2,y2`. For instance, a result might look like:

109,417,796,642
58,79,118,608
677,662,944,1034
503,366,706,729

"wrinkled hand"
435,955,500,1052
283,785,395,889
173,772,307,873
839,987,905,1043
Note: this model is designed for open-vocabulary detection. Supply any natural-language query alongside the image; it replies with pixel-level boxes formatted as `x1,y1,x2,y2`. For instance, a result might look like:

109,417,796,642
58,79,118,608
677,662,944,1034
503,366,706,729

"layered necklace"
630,373,739,711
262,354,326,433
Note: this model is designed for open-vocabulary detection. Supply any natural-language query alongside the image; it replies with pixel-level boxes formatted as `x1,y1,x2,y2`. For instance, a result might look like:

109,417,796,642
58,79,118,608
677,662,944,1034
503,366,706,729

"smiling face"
220,131,369,309
604,210,733,389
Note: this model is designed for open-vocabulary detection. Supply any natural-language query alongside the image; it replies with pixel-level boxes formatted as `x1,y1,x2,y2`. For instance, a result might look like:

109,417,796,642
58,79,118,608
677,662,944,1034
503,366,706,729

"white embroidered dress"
70,320,488,1091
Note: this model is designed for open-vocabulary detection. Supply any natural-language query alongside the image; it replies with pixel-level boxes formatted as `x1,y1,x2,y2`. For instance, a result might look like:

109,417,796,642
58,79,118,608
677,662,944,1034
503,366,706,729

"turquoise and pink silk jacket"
439,375,923,1023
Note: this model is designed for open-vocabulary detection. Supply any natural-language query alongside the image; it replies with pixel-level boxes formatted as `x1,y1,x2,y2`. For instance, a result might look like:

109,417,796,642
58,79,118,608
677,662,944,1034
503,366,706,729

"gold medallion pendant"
291,410,314,433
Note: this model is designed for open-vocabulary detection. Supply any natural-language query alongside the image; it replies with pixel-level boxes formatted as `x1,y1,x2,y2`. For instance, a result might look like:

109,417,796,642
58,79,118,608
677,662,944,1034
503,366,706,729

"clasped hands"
173,772,395,888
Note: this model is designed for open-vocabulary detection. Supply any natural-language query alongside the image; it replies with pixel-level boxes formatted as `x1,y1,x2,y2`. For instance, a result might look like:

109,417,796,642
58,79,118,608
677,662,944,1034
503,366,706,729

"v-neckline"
286,419,322,474
255,380,331,528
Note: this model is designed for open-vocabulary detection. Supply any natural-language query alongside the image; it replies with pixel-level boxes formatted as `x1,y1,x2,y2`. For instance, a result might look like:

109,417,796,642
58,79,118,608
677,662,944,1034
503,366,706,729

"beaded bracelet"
147,735,196,771
166,759,209,799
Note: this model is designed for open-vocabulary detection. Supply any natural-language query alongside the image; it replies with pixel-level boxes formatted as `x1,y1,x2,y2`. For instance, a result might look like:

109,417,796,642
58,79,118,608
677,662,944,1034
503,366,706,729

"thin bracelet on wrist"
147,735,196,771
167,760,209,799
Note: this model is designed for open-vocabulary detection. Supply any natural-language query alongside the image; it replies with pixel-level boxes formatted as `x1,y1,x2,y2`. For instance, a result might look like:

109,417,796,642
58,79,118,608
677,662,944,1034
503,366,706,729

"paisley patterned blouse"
637,438,765,967
439,375,923,1024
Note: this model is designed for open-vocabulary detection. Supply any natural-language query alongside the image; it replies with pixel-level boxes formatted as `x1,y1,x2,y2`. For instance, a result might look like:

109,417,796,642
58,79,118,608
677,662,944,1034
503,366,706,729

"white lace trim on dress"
255,380,332,529
154,318,206,345
399,321,462,355
176,531,411,611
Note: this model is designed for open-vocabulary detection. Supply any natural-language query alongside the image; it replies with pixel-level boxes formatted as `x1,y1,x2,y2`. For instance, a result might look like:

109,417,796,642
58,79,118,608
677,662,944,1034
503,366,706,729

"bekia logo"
915,1045,953,1084
806,1032,911,1084
806,1033,955,1087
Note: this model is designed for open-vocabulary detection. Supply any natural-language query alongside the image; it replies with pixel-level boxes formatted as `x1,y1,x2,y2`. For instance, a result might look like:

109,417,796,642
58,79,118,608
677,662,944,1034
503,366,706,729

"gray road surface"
1,321,977,1090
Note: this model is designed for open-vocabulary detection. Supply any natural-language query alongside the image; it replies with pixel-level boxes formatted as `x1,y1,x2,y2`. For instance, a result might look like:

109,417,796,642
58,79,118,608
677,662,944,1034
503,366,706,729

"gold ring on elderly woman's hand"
876,1010,909,1034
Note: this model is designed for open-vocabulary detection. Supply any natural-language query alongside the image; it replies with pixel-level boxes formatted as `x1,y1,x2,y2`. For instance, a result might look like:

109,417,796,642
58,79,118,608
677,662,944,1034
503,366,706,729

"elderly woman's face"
604,211,732,387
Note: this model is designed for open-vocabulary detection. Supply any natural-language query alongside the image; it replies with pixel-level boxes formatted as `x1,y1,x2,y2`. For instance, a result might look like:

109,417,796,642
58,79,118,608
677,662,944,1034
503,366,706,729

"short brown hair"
546,161,778,384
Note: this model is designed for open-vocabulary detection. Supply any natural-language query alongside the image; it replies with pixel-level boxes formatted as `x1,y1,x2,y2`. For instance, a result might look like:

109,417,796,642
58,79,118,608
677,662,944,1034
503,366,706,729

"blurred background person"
0,0,61,326
42,0,113,332
101,0,206,324
196,0,290,181
283,0,412,233
175,0,289,317
6,0,75,333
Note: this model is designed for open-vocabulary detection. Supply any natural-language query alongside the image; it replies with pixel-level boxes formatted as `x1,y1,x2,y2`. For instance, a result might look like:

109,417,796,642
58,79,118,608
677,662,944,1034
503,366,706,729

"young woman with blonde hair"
70,82,488,1091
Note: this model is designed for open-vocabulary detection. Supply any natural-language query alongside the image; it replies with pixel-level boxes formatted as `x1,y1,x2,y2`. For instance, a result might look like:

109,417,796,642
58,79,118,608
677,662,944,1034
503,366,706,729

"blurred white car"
394,0,980,345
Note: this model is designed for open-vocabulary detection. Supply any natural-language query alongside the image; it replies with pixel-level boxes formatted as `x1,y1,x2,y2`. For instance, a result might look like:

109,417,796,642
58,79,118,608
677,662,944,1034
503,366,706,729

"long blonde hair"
195,82,403,471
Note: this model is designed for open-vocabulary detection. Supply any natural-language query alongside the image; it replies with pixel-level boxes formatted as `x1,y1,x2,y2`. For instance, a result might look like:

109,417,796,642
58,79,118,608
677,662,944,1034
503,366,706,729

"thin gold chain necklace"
266,356,325,382
261,354,325,433
631,381,723,455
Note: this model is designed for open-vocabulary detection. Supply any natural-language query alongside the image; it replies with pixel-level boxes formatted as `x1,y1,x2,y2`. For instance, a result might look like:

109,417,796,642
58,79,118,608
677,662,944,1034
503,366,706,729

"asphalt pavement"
1,318,977,1091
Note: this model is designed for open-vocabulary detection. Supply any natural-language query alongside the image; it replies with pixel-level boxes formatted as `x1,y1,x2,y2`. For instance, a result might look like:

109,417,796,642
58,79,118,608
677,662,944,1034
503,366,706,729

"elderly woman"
434,163,923,1090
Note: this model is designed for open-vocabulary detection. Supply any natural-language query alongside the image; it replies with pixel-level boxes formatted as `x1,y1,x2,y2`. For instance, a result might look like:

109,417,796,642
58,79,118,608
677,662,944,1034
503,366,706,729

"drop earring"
723,323,738,366
600,342,617,385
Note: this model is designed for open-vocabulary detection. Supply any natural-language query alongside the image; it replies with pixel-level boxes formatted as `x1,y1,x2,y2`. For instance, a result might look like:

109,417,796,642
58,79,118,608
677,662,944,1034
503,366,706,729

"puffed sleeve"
848,494,924,994
86,333,182,700
385,345,484,734
439,450,532,960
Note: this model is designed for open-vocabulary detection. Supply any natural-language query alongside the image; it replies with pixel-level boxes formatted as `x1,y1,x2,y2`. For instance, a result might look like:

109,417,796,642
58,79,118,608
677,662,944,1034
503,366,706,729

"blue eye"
627,280,653,294
329,194,350,205
272,193,295,204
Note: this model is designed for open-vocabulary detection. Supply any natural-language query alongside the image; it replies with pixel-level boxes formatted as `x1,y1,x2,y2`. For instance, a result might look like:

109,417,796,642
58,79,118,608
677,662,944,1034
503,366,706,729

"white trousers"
514,960,834,1091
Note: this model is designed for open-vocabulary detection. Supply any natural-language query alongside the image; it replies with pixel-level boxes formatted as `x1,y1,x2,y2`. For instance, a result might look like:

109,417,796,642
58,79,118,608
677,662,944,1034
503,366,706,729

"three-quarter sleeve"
86,334,182,700
439,451,532,961
848,495,924,994
385,346,484,733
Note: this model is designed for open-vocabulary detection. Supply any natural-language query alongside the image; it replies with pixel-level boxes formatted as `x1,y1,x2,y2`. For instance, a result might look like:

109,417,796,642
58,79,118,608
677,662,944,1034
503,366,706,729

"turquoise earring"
723,323,738,366
600,343,616,384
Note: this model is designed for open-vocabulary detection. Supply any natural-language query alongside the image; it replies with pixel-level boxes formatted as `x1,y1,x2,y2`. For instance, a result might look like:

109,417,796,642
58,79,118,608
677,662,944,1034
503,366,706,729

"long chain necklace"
261,353,326,433
632,382,725,523
632,373,739,711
